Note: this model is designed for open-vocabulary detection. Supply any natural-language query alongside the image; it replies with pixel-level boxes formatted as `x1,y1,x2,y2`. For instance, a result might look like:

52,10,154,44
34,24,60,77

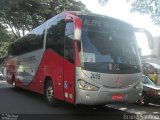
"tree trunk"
51,0,56,17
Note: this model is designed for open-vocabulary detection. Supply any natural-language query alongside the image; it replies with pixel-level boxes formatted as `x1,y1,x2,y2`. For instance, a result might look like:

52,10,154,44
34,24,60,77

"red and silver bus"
6,11,153,106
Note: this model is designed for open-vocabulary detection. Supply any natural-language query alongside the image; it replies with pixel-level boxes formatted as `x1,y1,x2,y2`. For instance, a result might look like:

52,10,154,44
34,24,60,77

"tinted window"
9,24,45,56
142,76,155,85
64,22,74,63
46,17,66,57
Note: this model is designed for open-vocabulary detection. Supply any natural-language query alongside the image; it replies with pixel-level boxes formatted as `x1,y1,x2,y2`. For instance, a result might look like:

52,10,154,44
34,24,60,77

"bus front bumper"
75,88,142,105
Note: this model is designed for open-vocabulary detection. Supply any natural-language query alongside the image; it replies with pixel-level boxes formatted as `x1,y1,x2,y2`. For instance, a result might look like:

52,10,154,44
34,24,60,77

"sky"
78,0,160,55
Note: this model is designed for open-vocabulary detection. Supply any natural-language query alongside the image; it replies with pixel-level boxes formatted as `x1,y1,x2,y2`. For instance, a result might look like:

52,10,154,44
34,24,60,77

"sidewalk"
0,80,11,88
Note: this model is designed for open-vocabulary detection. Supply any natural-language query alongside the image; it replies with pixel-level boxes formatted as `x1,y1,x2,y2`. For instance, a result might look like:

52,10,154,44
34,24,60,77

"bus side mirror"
134,28,154,49
65,15,82,41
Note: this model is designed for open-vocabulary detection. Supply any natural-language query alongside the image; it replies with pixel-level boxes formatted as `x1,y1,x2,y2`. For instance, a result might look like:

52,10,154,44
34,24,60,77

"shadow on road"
10,87,119,113
0,87,136,120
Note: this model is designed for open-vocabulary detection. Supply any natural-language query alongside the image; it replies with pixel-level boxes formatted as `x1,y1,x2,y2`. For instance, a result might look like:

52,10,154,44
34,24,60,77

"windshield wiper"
119,64,140,70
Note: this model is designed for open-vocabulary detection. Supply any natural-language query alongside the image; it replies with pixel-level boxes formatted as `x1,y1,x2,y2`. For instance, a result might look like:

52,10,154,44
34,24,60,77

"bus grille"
103,85,129,89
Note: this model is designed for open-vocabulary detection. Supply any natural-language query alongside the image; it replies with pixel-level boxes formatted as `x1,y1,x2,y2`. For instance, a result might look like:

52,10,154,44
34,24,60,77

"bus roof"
16,11,133,42
62,11,133,27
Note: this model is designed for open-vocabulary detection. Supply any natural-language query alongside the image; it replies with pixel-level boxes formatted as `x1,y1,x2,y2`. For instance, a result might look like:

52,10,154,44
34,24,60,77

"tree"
99,0,108,6
50,0,89,16
0,0,89,38
131,0,160,26
0,0,49,38
0,24,15,57
0,0,89,64
98,0,160,26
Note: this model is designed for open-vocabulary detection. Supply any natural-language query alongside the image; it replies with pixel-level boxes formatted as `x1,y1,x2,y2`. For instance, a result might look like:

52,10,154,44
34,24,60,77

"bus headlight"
78,80,99,91
135,82,143,90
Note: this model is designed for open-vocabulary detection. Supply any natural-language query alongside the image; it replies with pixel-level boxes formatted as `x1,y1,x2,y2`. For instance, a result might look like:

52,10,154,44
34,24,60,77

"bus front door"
63,21,75,104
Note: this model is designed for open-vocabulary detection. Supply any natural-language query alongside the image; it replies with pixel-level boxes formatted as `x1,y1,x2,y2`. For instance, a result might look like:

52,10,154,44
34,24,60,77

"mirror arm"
134,27,154,49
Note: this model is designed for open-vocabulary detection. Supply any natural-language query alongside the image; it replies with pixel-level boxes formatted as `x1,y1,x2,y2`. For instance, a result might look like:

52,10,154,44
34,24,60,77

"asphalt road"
1,81,160,120
0,81,129,120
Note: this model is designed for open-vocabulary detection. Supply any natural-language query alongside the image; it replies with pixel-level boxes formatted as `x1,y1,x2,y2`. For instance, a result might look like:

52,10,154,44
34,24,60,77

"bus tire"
137,92,149,106
45,80,56,106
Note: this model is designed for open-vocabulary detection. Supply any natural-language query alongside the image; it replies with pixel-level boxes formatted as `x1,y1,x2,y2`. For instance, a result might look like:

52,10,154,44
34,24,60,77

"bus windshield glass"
79,15,141,74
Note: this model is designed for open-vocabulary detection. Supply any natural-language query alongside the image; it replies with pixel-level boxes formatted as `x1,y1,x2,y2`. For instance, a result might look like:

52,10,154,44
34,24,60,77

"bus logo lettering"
115,75,121,85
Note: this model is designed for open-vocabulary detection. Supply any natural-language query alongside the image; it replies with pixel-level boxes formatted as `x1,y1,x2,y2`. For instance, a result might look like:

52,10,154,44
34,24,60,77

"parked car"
137,75,160,105
0,71,4,80
142,62,160,74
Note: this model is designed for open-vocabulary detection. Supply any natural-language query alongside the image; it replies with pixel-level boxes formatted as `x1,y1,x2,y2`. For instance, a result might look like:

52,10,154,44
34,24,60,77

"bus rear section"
6,11,153,106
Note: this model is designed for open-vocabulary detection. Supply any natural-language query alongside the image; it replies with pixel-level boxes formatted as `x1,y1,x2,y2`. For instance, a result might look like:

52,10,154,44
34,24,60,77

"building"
151,37,160,58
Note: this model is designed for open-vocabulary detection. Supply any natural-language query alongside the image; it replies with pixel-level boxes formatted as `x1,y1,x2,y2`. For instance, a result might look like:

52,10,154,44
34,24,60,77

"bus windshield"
79,15,141,74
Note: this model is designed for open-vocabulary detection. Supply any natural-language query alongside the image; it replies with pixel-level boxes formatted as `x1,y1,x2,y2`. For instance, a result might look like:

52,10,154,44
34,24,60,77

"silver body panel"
14,49,44,85
75,67,142,105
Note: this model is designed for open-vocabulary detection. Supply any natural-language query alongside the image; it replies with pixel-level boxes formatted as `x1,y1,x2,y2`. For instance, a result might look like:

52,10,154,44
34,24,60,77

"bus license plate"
112,94,124,101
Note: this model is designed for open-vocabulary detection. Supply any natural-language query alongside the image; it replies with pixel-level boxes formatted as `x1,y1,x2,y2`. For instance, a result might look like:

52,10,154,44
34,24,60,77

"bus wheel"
45,80,56,106
137,92,149,106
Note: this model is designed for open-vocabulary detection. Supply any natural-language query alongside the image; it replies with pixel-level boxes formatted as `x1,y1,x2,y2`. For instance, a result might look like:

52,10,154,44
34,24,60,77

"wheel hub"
47,86,53,102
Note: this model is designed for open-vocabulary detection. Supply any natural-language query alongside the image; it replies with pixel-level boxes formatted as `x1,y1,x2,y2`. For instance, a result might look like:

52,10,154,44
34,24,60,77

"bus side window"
10,25,45,56
64,22,74,64
46,17,66,57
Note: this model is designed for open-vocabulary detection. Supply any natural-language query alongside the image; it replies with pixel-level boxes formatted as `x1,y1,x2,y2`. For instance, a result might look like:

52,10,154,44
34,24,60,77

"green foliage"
0,0,88,64
0,0,49,38
98,0,160,25
0,25,10,42
0,24,15,57
99,0,108,6
55,0,88,13
131,0,160,25
0,0,89,38
48,0,89,17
